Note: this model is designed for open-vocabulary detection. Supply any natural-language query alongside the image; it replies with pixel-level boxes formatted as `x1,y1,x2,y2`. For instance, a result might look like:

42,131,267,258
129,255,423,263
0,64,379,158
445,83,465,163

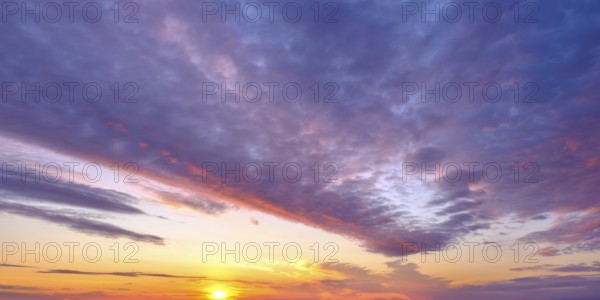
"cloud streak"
0,202,164,245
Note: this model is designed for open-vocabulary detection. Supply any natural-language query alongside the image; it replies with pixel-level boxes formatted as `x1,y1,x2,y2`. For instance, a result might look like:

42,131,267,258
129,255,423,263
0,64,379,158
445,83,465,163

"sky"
0,0,599,299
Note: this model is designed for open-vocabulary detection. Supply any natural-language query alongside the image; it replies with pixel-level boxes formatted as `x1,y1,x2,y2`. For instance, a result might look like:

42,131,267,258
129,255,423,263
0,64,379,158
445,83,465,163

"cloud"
0,285,38,291
237,260,448,300
0,170,143,214
434,275,600,300
520,212,600,255
0,202,164,245
511,261,600,273
38,269,204,279
152,190,231,214
0,291,108,300
235,260,600,300
0,264,31,268
0,0,598,260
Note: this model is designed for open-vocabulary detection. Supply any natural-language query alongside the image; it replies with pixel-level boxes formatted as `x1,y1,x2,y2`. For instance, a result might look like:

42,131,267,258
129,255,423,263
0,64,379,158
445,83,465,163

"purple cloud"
0,0,598,260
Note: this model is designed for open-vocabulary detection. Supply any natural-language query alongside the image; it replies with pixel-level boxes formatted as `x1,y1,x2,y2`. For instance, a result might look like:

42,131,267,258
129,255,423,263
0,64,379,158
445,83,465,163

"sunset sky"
1,0,600,299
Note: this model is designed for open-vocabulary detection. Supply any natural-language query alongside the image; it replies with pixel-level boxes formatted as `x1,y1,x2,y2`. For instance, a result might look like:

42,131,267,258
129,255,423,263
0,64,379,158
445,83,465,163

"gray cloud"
0,202,163,245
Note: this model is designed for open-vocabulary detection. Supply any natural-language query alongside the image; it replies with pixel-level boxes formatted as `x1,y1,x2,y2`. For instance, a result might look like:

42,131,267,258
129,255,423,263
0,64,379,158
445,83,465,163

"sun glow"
211,290,228,299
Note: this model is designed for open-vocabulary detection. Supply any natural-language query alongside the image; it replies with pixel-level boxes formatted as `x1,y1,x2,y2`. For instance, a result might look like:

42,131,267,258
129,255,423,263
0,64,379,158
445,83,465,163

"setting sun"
211,290,228,299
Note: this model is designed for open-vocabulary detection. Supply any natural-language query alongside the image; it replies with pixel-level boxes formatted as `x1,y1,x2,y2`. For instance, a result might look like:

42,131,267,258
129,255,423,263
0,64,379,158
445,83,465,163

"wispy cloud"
39,269,204,279
0,202,163,245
